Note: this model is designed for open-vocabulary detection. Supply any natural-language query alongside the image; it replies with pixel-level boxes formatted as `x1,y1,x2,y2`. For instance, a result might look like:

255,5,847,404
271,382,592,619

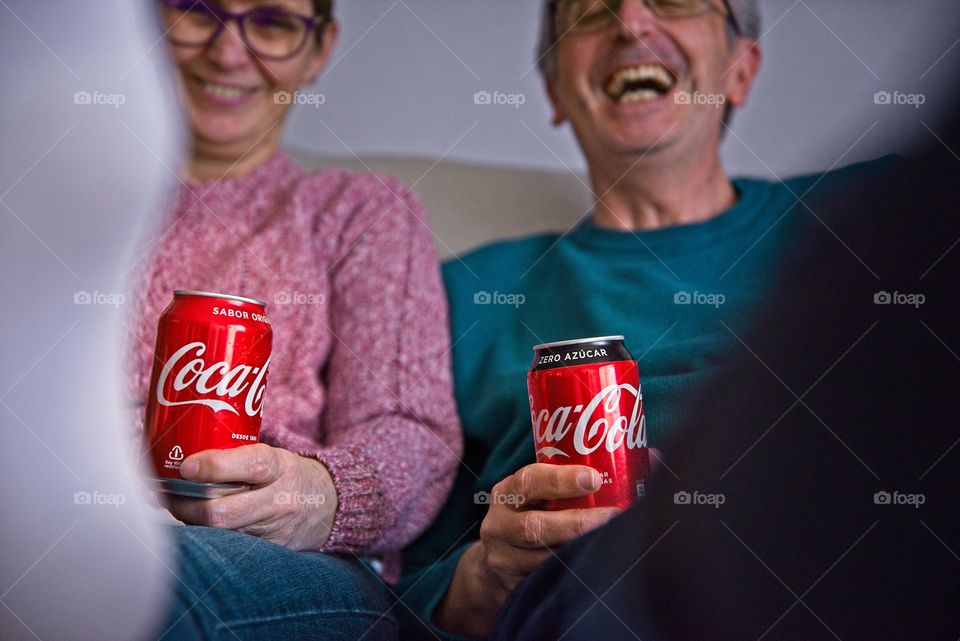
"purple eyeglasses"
160,0,325,61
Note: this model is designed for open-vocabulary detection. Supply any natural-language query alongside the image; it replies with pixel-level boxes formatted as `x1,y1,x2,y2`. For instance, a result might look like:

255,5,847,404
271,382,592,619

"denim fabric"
156,526,397,641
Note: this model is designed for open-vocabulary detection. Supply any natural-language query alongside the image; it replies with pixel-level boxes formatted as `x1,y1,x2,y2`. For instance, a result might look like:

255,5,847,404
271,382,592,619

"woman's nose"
205,20,252,69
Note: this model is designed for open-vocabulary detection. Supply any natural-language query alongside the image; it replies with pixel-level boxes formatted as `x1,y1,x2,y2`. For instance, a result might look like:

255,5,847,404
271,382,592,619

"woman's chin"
190,116,259,149
195,130,249,147
185,98,285,155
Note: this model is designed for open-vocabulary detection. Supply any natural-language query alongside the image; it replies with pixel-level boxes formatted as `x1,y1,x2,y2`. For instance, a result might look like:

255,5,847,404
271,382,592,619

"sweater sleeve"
299,175,462,555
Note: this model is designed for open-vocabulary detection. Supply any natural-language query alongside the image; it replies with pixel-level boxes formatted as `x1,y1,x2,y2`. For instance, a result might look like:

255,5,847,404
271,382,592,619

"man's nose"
614,0,660,40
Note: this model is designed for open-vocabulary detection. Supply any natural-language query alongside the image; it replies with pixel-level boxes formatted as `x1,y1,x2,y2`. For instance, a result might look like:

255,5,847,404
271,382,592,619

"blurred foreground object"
1,1,183,639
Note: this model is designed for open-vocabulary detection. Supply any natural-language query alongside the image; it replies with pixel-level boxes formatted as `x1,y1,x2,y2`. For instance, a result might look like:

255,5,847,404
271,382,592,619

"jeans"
157,526,397,641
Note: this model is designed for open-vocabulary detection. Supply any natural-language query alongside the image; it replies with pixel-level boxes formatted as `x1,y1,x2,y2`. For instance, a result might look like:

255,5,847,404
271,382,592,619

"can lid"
533,335,625,350
174,290,268,308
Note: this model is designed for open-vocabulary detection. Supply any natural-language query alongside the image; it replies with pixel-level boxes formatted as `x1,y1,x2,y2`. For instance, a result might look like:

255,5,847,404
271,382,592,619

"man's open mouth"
604,64,677,103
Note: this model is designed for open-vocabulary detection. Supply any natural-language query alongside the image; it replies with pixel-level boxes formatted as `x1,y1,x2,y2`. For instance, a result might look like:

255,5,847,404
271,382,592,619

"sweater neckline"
569,178,773,256
182,150,300,193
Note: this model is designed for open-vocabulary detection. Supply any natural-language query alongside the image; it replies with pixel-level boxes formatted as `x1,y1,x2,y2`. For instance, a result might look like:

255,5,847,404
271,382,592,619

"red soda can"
528,336,649,510
144,290,272,497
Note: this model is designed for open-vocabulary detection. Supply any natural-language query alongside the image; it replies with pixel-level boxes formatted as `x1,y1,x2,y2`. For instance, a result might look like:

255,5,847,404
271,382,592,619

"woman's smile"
188,72,261,107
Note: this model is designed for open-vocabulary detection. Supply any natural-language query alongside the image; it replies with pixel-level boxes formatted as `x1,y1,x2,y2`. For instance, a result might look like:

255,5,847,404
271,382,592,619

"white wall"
284,0,960,178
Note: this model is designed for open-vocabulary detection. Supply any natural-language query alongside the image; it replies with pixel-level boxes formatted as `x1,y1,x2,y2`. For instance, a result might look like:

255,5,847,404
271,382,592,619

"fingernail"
180,459,199,480
577,470,600,491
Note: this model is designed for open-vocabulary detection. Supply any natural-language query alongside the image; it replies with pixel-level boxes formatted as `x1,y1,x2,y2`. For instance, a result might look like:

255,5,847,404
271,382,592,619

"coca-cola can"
144,290,272,498
528,335,649,510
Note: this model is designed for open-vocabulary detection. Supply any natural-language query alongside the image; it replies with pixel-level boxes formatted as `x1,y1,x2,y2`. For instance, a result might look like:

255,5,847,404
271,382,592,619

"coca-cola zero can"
528,335,648,510
144,290,272,498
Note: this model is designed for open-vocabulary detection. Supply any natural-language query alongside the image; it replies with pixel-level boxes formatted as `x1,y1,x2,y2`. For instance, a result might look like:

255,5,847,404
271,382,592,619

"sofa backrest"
288,148,593,259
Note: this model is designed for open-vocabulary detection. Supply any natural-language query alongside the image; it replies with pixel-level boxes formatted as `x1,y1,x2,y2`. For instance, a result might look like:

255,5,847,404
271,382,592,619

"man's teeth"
621,89,661,103
203,82,253,99
605,64,675,102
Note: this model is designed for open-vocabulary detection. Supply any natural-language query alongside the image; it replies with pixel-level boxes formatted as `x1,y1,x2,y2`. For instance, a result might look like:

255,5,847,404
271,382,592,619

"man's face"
548,0,760,164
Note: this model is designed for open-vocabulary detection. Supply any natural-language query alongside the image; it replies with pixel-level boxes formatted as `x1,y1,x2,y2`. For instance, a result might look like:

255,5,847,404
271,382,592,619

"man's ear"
303,20,340,86
724,39,761,109
546,77,568,127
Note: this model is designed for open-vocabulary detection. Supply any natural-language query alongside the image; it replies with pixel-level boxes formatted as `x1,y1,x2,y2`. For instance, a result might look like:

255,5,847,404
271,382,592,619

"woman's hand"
167,443,338,551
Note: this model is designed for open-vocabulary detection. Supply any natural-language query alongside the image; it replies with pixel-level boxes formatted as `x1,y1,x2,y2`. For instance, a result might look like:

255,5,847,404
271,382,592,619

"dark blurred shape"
493,107,960,640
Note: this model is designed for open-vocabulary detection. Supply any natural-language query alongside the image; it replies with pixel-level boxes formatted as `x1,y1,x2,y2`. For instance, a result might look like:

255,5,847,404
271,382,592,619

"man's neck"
588,150,737,232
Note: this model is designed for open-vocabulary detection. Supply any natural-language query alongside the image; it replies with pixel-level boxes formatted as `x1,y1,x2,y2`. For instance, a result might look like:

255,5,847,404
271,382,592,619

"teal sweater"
397,161,891,640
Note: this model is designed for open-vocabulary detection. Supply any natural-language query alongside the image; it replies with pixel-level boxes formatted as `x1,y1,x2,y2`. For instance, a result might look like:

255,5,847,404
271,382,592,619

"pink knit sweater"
128,152,462,582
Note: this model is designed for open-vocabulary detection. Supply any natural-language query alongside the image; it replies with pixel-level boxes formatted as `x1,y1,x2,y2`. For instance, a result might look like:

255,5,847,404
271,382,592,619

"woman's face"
164,0,337,157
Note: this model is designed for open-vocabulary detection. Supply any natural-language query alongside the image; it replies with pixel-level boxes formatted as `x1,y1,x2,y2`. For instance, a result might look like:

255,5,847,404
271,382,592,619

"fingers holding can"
497,463,602,507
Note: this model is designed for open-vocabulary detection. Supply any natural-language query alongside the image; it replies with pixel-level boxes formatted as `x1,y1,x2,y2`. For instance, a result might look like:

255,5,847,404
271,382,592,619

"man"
490,115,960,640
397,0,895,638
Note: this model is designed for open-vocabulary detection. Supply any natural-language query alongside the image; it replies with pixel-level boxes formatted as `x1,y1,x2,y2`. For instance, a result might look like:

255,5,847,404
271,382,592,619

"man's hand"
435,463,621,637
166,443,338,551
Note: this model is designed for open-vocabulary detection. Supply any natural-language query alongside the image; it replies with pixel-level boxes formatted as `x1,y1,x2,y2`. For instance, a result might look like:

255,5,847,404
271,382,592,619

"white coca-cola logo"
531,383,645,458
156,341,269,417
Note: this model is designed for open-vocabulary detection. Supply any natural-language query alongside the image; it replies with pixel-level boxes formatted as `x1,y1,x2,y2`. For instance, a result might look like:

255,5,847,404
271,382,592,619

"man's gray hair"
536,0,762,79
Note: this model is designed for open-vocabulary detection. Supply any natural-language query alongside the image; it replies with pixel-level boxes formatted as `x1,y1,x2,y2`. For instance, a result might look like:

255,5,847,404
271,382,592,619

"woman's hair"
312,0,334,43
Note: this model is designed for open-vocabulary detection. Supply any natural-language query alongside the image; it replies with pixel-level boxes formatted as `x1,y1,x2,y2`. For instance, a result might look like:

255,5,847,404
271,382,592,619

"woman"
128,1,461,639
